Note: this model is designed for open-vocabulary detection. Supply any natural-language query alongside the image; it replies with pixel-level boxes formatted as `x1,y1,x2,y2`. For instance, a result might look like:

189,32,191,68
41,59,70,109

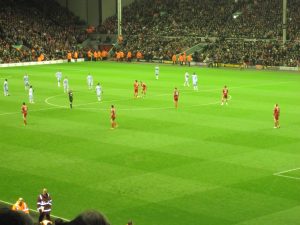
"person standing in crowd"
56,71,62,87
274,103,280,128
37,188,52,224
3,79,9,96
12,198,29,214
68,90,73,109
28,85,34,103
21,102,28,126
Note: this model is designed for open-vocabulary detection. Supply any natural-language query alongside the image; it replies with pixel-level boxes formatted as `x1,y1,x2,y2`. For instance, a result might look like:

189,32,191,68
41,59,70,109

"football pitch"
1,61,300,225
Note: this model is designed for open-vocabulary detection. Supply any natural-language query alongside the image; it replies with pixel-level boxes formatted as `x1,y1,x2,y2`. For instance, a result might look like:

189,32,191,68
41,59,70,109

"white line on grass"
45,93,232,111
0,199,70,221
0,81,290,117
273,167,300,180
274,167,300,175
274,174,300,180
0,106,65,117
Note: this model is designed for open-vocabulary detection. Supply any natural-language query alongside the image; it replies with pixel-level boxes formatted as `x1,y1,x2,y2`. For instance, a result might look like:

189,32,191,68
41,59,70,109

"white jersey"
3,81,8,91
192,74,198,85
87,75,93,89
63,78,69,87
29,87,34,102
155,66,159,75
56,72,62,81
185,72,189,81
24,75,29,85
87,75,93,83
29,87,34,96
95,85,102,95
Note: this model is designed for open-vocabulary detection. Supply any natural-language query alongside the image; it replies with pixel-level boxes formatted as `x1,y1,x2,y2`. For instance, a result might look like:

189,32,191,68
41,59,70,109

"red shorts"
134,89,138,94
23,113,27,118
223,94,228,99
111,116,115,121
274,115,279,120
174,97,178,102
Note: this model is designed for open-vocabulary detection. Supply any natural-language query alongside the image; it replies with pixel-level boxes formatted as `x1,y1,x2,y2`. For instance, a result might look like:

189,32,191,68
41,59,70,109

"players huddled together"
2,64,280,129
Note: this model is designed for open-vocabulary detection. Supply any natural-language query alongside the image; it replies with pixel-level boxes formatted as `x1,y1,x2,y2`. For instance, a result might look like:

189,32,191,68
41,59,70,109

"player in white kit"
192,72,198,91
29,85,34,103
56,71,62,87
155,65,159,80
3,79,9,96
183,72,190,87
24,74,30,90
63,77,69,93
95,83,102,101
87,73,93,90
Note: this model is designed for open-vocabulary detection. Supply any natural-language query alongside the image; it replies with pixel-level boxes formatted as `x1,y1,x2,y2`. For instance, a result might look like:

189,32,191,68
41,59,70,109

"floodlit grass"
1,61,300,225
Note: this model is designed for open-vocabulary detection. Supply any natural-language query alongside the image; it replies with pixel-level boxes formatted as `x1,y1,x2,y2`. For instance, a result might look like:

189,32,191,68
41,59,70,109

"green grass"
1,61,300,225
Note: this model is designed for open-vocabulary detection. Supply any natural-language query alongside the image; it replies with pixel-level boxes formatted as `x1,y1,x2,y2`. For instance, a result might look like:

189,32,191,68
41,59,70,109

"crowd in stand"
199,39,300,67
0,0,86,63
1,0,300,66
98,0,300,66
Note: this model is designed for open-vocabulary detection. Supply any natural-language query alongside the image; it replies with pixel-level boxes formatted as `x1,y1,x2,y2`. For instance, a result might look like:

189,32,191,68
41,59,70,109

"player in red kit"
21,102,28,125
273,103,280,128
134,80,139,98
221,85,229,105
174,87,179,109
141,81,147,97
111,105,117,129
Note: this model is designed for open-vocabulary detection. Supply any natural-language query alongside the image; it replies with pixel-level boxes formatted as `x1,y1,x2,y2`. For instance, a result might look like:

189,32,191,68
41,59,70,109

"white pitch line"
273,167,300,175
274,174,300,180
273,167,300,180
44,94,69,108
0,199,70,221
0,80,290,117
0,106,65,117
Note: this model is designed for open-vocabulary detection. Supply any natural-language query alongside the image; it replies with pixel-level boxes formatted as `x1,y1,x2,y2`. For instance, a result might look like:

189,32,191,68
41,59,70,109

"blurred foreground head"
0,207,33,225
55,210,110,225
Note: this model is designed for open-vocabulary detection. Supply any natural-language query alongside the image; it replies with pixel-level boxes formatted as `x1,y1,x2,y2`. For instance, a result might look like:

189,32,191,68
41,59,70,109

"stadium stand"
0,0,86,63
97,0,300,66
1,0,299,66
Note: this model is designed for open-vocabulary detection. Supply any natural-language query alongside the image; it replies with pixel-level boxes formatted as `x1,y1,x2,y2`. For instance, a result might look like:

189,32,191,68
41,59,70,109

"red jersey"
111,108,116,119
142,83,147,91
223,88,228,97
21,105,28,115
134,82,139,91
274,106,280,119
174,90,179,101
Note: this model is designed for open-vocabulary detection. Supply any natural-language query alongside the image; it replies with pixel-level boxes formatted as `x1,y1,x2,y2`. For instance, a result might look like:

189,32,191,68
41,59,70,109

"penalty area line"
273,167,300,180
0,199,70,221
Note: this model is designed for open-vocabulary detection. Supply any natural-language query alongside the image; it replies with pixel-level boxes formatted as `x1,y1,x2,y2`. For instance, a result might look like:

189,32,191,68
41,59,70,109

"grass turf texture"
1,61,300,225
